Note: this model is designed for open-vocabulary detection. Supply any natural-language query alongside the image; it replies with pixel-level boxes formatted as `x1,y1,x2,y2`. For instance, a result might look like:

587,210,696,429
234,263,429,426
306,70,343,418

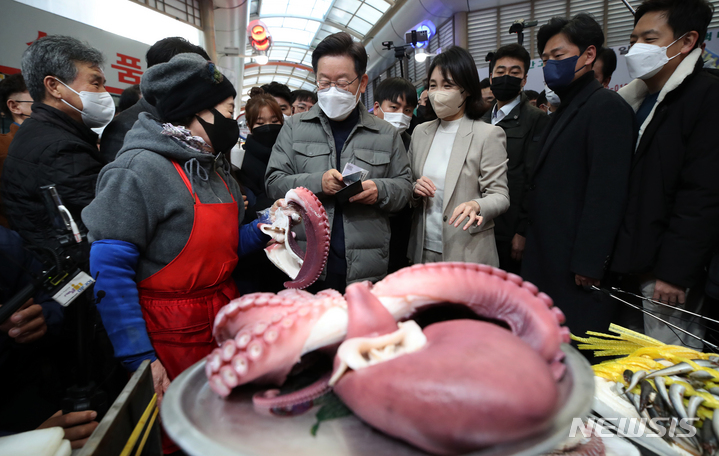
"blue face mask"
543,55,583,91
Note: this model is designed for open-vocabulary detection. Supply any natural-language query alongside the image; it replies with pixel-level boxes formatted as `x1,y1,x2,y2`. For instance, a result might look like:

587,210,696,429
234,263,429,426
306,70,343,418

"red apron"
138,161,239,452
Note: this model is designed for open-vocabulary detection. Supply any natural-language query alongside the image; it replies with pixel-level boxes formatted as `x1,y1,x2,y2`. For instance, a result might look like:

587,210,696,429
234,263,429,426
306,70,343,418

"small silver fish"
654,376,674,415
701,418,718,455
689,370,715,381
669,383,688,420
687,395,705,421
646,362,694,379
692,359,718,368
639,380,656,411
627,370,648,392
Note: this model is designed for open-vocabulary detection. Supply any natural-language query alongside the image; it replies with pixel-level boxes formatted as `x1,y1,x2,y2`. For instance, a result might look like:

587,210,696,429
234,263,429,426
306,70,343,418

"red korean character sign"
111,53,143,85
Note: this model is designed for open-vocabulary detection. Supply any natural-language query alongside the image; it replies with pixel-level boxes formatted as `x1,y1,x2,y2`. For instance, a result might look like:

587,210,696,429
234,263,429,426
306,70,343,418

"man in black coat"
1,36,113,251
611,0,719,348
99,37,210,163
521,14,635,339
482,44,550,274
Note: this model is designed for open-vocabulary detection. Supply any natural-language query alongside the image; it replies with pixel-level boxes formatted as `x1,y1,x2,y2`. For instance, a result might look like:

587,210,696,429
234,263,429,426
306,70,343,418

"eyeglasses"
316,76,359,91
10,100,33,103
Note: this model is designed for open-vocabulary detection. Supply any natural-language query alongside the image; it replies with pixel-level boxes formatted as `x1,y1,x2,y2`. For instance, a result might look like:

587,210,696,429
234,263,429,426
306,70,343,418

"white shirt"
490,94,522,125
422,118,461,253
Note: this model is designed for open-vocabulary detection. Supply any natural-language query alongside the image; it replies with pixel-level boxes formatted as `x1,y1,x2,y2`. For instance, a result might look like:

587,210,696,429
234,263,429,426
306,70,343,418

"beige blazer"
407,115,510,266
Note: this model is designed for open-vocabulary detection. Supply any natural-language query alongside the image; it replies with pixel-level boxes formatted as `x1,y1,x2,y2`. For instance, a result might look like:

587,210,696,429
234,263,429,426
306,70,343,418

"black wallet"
335,180,363,205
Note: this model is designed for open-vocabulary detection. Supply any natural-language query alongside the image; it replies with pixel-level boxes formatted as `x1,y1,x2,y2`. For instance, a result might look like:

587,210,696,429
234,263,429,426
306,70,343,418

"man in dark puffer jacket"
1,36,112,251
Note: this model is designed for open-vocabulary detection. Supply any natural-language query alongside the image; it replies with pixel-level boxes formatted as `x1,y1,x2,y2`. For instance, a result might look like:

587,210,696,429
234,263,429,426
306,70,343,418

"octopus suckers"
248,341,263,360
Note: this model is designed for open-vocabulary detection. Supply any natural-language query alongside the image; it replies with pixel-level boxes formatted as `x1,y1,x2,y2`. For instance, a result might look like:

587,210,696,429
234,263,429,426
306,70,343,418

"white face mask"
625,34,686,80
428,89,465,119
283,113,291,121
318,85,361,121
55,78,115,128
545,84,561,107
379,107,411,133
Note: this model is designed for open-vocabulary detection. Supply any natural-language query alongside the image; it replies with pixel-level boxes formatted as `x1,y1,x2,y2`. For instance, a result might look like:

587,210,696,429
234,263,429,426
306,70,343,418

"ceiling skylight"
262,17,322,47
260,0,334,21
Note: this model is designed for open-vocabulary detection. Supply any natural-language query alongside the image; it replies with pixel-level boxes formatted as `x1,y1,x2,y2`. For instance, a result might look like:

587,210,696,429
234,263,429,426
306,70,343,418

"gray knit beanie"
141,52,236,122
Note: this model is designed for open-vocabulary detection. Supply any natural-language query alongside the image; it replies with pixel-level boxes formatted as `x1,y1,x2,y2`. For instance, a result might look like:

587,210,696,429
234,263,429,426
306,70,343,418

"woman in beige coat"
408,46,510,266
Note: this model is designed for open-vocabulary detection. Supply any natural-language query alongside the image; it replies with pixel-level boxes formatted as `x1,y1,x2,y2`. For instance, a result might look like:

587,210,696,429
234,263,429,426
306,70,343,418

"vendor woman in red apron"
82,53,270,451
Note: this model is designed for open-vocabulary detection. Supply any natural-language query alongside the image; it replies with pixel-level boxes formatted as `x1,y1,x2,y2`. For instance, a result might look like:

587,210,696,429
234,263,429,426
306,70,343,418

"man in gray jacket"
266,32,413,291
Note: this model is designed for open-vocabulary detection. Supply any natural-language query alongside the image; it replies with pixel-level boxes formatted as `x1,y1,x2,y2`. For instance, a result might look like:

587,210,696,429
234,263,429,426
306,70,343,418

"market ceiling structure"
239,0,395,101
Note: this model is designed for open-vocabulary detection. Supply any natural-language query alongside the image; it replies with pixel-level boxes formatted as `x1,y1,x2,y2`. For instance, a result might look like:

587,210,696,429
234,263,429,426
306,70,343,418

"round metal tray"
162,344,594,456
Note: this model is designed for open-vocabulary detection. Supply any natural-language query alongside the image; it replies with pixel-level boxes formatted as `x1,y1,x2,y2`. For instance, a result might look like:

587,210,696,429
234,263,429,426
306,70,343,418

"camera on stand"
0,185,93,325
0,184,108,418
381,29,431,79
508,19,539,47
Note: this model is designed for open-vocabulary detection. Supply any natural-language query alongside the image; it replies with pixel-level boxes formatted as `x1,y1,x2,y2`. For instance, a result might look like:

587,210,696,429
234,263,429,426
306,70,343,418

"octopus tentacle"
262,187,331,290
207,262,570,397
370,262,569,372
283,187,330,289
251,374,332,416
208,290,347,397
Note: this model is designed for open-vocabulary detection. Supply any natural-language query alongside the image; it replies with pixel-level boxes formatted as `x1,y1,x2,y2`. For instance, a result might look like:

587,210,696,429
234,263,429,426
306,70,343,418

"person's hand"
242,194,248,211
349,180,378,205
0,299,47,344
151,359,171,408
448,201,482,231
38,410,98,449
511,234,526,262
653,279,686,306
322,169,344,195
269,198,287,217
575,274,600,288
414,176,436,198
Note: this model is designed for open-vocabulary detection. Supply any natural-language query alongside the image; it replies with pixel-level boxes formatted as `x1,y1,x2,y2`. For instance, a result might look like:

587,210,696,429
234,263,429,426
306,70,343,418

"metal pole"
215,0,250,116
200,0,218,62
233,0,250,116
591,286,718,350
610,287,719,325
620,0,636,15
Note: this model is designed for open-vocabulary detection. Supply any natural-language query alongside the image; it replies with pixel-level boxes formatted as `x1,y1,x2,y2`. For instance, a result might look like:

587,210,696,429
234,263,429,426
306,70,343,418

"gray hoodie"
82,113,246,281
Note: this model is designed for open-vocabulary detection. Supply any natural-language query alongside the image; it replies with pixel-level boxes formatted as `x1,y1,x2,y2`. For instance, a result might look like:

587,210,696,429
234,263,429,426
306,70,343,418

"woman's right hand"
414,176,436,198
151,359,171,408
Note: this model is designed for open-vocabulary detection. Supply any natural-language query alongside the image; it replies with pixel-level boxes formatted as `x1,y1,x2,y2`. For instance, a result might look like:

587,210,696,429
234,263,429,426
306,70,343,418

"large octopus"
206,262,571,455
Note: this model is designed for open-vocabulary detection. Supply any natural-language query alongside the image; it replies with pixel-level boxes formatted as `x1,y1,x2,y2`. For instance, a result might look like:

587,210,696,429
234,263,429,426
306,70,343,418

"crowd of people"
0,0,718,452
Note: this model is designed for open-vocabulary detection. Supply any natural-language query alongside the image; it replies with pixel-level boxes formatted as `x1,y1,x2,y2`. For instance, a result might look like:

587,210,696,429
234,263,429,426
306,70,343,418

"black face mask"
416,105,436,122
195,108,240,154
489,75,523,102
251,123,282,148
